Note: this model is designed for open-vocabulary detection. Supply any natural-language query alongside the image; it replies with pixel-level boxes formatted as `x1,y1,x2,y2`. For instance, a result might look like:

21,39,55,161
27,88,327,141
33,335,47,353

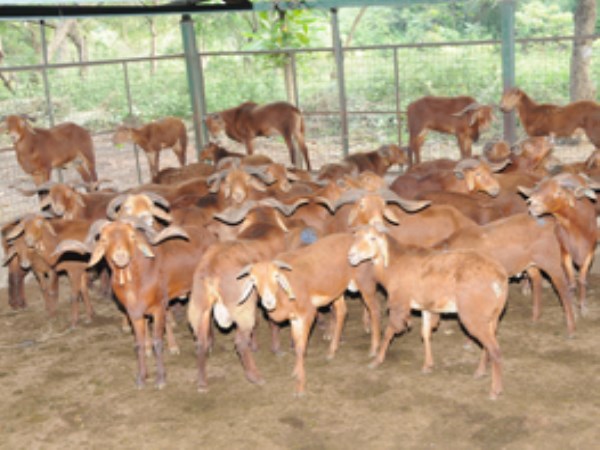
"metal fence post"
181,14,207,161
40,20,63,182
393,48,402,146
501,0,516,143
122,61,143,184
330,8,349,157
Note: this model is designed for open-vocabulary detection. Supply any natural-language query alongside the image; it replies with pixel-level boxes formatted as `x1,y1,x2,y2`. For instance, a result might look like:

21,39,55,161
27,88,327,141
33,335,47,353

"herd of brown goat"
1,89,600,400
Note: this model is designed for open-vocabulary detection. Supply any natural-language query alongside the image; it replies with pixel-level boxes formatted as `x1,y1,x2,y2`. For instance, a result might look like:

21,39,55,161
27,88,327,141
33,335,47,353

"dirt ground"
1,271,599,449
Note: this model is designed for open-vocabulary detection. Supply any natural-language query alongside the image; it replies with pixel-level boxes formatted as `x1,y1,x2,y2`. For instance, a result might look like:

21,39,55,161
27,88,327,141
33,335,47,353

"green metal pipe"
180,14,207,161
500,0,516,143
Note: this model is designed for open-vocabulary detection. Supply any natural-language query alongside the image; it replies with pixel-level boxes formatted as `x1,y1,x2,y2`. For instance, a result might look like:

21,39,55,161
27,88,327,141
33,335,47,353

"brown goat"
236,233,380,395
345,144,409,175
407,96,494,165
1,115,97,185
205,101,311,170
390,158,504,199
439,214,576,335
112,117,187,182
348,224,508,399
2,218,28,310
56,219,216,388
5,214,95,326
500,87,600,149
519,173,599,316
187,212,313,392
152,162,215,185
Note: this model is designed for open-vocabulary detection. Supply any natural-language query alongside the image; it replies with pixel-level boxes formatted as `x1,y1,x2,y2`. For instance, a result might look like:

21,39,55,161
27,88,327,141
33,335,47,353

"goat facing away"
112,117,188,182
205,101,311,170
406,95,494,165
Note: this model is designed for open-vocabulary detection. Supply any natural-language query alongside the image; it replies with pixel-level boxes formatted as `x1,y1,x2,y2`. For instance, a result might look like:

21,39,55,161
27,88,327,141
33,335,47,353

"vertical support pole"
40,20,63,182
331,8,349,157
181,14,207,161
393,48,402,147
501,0,516,143
290,51,299,108
123,61,142,184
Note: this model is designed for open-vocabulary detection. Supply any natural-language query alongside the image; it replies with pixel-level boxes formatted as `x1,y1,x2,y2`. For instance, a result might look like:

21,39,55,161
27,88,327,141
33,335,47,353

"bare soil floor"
0,273,599,449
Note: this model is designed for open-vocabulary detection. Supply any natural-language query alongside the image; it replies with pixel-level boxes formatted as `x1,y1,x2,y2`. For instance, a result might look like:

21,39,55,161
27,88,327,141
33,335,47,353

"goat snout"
260,288,277,311
527,199,545,217
231,188,246,204
348,249,361,266
111,248,131,268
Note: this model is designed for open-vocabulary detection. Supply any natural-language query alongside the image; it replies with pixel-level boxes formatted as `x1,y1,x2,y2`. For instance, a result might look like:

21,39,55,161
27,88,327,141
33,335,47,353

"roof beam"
0,0,455,20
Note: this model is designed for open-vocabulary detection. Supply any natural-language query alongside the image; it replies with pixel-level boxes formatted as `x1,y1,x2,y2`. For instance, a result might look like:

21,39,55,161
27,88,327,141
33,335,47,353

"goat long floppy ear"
237,279,255,305
517,185,534,198
88,241,107,268
2,247,18,266
275,271,296,300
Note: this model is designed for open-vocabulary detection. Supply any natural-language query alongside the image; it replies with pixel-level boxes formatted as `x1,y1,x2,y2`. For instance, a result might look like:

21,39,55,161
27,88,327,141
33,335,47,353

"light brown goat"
500,87,600,149
519,173,599,316
236,233,380,395
205,101,311,170
407,95,494,165
1,115,97,185
439,214,576,335
348,224,508,399
112,117,187,182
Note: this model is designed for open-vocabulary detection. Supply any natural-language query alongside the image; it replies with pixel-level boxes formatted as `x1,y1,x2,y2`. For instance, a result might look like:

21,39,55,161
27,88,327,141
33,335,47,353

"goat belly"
410,297,458,314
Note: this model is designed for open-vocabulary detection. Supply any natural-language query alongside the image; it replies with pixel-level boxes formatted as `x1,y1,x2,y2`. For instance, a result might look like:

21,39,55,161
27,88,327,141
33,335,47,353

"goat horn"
51,239,91,265
143,191,171,209
85,219,109,247
2,246,18,266
244,165,276,185
148,225,190,246
517,185,534,198
259,197,308,216
452,102,481,117
150,205,173,223
486,158,512,173
331,188,370,212
106,194,128,219
378,188,431,212
273,260,292,271
213,200,258,225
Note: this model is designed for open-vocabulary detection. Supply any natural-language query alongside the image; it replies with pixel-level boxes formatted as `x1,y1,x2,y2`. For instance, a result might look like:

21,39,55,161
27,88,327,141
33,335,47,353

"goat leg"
152,308,167,389
8,259,27,310
290,315,311,396
326,297,347,360
234,327,264,386
131,317,148,389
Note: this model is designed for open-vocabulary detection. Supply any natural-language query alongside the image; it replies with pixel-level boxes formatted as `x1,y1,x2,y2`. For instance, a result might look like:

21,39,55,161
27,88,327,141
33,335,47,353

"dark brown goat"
113,117,187,182
205,101,311,170
1,115,97,185
407,95,494,165
500,87,600,149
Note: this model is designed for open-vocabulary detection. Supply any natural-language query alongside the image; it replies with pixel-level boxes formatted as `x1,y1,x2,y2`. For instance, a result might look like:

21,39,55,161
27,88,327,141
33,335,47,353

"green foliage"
515,1,573,37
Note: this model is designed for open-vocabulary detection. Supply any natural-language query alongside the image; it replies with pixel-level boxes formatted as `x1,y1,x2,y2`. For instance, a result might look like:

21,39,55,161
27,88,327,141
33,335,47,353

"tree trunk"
345,7,367,47
47,19,76,63
570,0,596,101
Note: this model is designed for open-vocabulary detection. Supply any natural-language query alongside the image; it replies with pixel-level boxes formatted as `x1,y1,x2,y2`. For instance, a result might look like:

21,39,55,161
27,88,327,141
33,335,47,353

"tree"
569,0,596,101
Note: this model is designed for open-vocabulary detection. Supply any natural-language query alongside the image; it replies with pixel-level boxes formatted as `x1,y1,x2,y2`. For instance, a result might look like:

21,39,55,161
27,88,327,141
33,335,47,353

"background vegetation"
0,0,597,145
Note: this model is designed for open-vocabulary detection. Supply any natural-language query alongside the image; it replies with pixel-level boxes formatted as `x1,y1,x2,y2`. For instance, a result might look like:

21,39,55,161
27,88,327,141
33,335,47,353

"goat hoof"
156,381,166,390
326,353,336,361
489,391,501,401
135,379,145,390
293,391,306,399
474,369,487,379
368,360,381,370
421,366,433,374
169,347,181,356
580,306,589,318
197,385,209,394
